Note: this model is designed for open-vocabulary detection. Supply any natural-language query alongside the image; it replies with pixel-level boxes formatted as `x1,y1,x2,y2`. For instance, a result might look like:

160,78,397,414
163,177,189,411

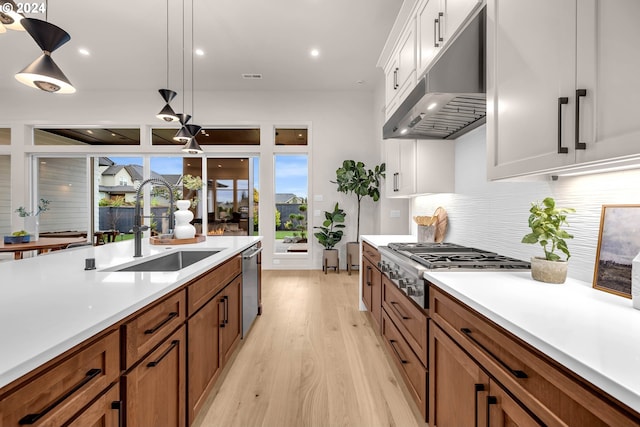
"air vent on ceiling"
242,73,263,79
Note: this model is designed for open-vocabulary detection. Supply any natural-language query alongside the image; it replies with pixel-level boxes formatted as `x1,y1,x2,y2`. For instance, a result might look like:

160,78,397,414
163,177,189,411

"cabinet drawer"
430,286,639,427
65,382,121,427
362,242,381,265
123,290,186,369
382,276,428,367
382,311,427,420
0,330,119,427
188,254,241,315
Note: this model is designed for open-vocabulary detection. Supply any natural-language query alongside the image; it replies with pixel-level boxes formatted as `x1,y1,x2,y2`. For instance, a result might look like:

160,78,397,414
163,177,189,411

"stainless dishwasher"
242,244,262,337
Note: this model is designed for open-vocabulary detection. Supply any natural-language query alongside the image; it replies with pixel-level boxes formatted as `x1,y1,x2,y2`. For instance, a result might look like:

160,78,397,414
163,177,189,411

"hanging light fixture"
156,0,179,122
15,17,75,93
0,0,26,32
181,0,203,154
173,113,193,142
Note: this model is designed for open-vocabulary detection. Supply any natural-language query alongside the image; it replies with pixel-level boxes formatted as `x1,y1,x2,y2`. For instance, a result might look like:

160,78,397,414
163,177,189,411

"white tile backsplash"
412,126,640,284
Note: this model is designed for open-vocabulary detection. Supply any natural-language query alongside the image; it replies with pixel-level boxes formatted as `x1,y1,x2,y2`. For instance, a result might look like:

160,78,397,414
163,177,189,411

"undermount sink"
111,250,221,272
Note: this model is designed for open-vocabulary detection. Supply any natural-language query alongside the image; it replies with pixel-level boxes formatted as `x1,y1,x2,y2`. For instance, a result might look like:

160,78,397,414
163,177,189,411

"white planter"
530,257,568,284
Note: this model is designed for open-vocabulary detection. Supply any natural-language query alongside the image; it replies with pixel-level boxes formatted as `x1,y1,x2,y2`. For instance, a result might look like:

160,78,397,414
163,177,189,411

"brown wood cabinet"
429,285,640,427
0,330,120,427
188,255,242,315
361,241,382,331
65,383,121,427
382,311,428,420
382,276,428,367
187,265,243,424
123,325,186,427
122,290,186,369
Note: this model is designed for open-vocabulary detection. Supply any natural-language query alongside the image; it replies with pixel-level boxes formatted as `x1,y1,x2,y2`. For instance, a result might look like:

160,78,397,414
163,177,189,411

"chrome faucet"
133,178,175,257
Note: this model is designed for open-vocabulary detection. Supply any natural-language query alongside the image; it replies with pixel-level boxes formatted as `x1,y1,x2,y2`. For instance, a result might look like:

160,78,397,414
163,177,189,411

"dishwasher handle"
243,246,263,259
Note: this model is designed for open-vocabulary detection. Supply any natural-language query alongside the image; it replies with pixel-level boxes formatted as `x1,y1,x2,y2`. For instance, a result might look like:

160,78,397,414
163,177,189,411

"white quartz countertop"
0,235,261,389
425,270,640,413
361,235,416,248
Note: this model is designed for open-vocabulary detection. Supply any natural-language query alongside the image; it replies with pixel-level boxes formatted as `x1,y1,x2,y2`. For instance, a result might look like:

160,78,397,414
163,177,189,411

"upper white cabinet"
384,20,417,119
417,0,482,76
385,139,455,198
487,0,640,180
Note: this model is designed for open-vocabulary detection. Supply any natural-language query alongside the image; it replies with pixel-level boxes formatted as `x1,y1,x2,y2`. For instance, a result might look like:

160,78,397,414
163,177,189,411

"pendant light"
15,17,75,93
0,0,26,31
173,113,192,142
156,0,179,122
181,0,203,154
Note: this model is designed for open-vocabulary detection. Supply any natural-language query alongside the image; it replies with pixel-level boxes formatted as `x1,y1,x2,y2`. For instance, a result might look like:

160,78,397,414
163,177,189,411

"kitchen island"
0,235,260,426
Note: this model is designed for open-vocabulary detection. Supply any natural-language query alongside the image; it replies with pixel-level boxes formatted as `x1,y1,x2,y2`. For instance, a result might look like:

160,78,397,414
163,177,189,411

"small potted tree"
333,160,385,274
313,203,346,274
521,197,575,284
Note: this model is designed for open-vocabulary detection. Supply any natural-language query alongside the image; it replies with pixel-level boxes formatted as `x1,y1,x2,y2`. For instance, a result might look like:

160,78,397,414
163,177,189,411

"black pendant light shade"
173,126,193,143
176,113,191,126
185,124,202,137
0,1,25,31
156,89,179,121
182,137,203,154
15,18,75,93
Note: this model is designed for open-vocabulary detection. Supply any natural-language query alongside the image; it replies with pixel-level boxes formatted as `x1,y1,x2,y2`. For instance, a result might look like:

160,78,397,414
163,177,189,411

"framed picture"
593,204,640,298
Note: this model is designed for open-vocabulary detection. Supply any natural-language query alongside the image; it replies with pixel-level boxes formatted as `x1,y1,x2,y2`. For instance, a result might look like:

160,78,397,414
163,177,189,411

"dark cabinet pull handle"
147,340,179,367
474,384,485,427
393,172,399,192
389,339,408,364
557,97,569,153
487,396,498,427
437,12,444,43
575,89,587,149
461,328,527,378
224,295,229,325
18,368,102,425
393,68,399,89
434,18,439,47
390,301,410,320
111,400,123,427
144,311,178,335
219,298,226,328
366,266,372,286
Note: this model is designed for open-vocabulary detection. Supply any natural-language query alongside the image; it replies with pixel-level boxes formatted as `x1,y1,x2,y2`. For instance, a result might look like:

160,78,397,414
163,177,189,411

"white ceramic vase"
174,200,196,239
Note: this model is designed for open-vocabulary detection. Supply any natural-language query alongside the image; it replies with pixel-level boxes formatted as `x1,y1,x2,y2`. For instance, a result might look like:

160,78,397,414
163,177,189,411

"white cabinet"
487,0,640,180
384,20,417,119
417,0,482,77
385,140,454,198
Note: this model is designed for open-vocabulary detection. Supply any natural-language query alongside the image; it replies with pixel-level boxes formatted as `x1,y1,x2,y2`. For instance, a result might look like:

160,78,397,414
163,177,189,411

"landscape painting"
593,205,640,298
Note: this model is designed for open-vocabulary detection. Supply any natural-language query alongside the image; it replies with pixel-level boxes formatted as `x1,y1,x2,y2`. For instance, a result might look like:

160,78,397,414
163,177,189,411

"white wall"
0,156,10,235
412,126,640,284
3,87,386,269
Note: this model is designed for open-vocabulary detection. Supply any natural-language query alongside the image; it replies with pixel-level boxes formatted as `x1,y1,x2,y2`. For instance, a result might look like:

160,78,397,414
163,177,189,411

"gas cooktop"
385,242,530,270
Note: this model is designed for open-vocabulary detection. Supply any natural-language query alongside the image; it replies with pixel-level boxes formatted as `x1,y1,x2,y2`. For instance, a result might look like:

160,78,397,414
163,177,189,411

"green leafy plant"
16,198,51,217
332,160,385,242
521,197,575,261
313,203,346,249
285,204,308,241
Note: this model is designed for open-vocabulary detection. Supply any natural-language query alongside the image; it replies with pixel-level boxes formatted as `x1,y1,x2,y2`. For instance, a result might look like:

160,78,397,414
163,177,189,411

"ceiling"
0,0,402,94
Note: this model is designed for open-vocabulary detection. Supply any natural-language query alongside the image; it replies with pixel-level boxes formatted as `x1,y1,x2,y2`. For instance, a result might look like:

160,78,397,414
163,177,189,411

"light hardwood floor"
192,270,428,427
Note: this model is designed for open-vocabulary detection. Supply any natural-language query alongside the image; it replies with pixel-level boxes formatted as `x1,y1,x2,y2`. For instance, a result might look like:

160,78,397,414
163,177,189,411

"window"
0,155,9,235
152,128,260,145
34,128,140,145
275,128,307,146
37,158,89,234
0,128,9,145
96,156,143,234
274,154,308,253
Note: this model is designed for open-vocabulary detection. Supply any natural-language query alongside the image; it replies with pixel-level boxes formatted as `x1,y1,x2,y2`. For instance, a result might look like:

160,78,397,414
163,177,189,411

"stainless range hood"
383,7,486,140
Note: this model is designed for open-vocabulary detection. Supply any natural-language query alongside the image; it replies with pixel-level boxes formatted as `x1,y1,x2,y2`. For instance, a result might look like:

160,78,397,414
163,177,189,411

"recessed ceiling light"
78,48,90,56
427,102,438,110
87,130,93,134
111,133,116,137
218,164,222,168
195,48,204,56
310,49,320,57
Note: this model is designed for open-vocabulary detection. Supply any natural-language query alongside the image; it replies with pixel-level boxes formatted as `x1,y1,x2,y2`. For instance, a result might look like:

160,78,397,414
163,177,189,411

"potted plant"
4,230,30,244
332,160,385,274
521,197,575,284
15,198,50,241
313,202,346,274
